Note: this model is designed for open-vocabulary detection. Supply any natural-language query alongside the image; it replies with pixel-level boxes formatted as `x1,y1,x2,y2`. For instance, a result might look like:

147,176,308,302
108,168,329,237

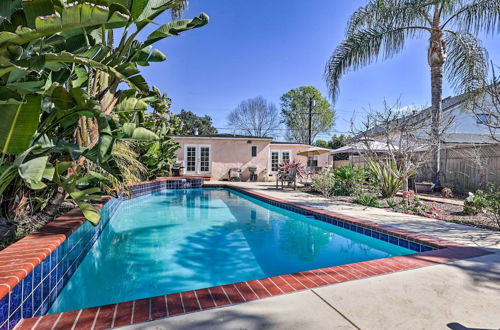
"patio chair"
276,168,297,190
228,168,242,181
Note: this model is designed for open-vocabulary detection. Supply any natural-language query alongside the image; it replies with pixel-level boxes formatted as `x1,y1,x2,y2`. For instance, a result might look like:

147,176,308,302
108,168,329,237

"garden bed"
412,198,498,231
302,189,499,232
0,202,77,251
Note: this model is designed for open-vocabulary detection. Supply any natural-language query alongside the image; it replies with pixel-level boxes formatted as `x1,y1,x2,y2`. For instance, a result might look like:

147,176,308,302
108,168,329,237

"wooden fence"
426,144,500,193
332,144,500,193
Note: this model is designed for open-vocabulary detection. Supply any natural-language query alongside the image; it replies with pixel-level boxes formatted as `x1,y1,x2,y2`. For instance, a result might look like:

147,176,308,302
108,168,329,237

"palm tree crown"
325,0,500,185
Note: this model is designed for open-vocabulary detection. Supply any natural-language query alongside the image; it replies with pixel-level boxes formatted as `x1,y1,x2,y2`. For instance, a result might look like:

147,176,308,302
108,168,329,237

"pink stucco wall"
173,137,331,181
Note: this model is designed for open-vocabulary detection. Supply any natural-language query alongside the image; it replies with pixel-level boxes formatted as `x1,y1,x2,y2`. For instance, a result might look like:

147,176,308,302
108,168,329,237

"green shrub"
465,185,500,228
463,191,486,215
367,159,404,198
385,198,397,208
311,170,337,197
353,193,381,207
312,165,367,197
332,165,365,196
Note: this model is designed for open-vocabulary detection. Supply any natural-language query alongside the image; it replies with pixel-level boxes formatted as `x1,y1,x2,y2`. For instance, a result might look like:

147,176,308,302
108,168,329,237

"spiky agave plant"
325,0,500,186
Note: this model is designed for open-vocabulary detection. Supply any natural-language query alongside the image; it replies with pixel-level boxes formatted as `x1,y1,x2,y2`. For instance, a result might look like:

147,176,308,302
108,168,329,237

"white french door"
184,145,211,174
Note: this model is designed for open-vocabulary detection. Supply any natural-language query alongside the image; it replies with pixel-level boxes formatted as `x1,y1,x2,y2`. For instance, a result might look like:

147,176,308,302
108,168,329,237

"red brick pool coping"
0,199,111,303
11,183,492,330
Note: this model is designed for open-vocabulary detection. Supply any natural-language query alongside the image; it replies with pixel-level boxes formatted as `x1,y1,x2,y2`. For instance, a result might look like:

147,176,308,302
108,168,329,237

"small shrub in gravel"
463,191,487,215
353,193,381,207
441,187,453,198
311,170,337,197
464,185,500,228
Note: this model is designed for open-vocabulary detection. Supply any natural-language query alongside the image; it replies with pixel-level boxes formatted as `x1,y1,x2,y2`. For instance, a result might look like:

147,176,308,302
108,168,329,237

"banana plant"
0,0,208,225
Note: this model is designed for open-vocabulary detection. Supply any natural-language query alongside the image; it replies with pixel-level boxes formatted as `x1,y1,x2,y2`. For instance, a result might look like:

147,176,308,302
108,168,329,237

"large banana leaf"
115,97,148,112
144,13,209,47
132,46,167,66
18,156,49,189
53,162,103,225
0,165,18,195
0,93,41,155
122,123,159,140
0,2,129,47
131,0,178,22
44,52,149,91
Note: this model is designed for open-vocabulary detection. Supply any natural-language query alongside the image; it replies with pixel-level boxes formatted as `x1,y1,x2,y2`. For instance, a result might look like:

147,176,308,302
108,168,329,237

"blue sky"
141,0,500,140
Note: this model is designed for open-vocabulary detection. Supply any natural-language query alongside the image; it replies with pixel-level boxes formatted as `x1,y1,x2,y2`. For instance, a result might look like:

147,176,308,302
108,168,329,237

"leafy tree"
178,110,218,135
325,0,500,185
0,0,208,230
280,86,335,144
315,135,349,160
227,96,280,137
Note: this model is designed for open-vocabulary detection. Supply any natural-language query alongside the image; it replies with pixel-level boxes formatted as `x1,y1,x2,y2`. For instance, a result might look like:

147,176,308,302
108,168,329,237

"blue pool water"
49,188,413,313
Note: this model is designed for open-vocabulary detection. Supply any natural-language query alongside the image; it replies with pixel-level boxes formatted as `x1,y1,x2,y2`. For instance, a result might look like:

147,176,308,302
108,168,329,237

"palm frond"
85,140,146,195
112,141,147,184
347,0,433,35
442,0,500,34
444,31,488,94
325,25,426,99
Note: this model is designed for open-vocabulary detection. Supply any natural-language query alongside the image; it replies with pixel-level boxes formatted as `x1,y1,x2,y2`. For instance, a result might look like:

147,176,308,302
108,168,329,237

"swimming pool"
49,188,414,314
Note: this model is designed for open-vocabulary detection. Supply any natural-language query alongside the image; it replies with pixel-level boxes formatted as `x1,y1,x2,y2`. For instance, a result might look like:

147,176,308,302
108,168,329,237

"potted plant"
415,181,435,193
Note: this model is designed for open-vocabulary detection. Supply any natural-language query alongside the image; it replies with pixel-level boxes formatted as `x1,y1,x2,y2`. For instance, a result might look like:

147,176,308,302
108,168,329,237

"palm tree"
325,0,500,185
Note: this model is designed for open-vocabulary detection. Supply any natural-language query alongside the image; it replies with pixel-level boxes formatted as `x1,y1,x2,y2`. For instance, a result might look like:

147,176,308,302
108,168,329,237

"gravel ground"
418,199,499,231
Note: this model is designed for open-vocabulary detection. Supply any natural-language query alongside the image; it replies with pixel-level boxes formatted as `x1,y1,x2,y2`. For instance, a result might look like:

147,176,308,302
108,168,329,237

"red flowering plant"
402,190,415,206
278,160,305,179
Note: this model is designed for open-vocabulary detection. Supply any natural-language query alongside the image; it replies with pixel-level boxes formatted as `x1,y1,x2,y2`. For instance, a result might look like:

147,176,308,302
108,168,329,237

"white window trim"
184,144,211,174
269,149,292,174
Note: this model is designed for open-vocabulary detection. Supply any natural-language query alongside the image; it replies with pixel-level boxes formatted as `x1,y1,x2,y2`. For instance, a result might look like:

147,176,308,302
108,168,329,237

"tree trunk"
430,64,443,187
427,9,446,187
43,187,67,217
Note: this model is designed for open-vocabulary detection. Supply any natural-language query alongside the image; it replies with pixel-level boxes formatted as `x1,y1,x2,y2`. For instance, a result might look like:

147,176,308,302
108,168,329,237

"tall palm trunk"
430,64,443,186
427,8,446,187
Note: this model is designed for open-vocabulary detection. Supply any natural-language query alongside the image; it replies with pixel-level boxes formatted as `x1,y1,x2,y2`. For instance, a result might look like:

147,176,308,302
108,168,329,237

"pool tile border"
15,182,493,330
128,177,204,197
0,196,130,330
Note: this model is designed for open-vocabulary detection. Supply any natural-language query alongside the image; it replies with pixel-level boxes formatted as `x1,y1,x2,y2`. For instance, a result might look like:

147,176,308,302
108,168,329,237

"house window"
476,114,491,124
186,146,196,172
270,150,292,173
251,146,257,157
282,151,290,164
271,151,279,172
307,156,318,168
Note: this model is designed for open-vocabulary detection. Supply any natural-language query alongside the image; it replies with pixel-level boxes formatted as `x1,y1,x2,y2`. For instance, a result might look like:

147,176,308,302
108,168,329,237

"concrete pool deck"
120,182,500,330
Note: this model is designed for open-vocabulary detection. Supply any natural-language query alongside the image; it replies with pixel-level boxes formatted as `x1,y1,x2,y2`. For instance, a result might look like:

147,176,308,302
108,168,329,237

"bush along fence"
333,143,500,193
